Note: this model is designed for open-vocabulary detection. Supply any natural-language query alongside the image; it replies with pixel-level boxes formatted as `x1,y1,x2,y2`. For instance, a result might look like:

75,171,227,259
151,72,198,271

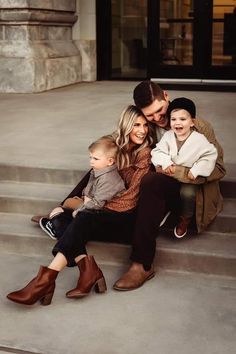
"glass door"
148,0,196,78
149,0,236,80
97,0,236,81
207,0,236,79
111,0,148,79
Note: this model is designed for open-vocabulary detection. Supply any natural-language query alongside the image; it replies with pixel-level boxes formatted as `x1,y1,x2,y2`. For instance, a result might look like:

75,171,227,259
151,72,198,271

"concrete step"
220,163,236,198
1,179,235,233
0,163,235,198
0,180,74,214
0,165,85,185
1,212,235,278
207,198,236,234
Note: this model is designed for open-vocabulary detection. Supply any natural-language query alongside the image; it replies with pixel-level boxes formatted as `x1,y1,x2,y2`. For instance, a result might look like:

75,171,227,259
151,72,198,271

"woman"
7,105,155,306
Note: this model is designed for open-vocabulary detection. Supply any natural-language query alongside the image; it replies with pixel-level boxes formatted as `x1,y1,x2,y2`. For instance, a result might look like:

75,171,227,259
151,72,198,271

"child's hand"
72,209,78,218
188,171,196,180
84,196,92,204
163,165,175,176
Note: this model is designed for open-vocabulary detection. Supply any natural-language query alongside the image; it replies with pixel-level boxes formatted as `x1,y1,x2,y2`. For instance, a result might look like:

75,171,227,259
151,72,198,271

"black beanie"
167,97,196,118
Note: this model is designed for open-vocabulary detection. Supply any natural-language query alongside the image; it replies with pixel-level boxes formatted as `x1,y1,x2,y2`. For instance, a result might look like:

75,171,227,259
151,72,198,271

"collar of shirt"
92,164,118,178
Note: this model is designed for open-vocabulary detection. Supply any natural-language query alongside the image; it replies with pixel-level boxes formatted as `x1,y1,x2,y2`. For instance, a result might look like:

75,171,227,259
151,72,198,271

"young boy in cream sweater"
151,97,217,238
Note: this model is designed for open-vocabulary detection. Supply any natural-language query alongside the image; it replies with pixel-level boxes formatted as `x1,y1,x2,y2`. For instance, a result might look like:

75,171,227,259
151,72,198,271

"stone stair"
0,164,236,278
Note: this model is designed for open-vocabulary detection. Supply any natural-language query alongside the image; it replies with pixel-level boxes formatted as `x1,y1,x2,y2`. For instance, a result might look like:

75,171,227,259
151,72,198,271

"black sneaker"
39,218,57,240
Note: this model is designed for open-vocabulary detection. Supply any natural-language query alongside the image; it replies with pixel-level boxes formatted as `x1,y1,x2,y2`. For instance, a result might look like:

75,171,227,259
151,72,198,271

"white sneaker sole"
174,226,187,238
39,218,57,240
159,211,171,227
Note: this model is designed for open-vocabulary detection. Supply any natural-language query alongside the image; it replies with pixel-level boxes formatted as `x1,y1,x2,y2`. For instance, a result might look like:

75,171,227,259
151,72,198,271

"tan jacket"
173,118,226,232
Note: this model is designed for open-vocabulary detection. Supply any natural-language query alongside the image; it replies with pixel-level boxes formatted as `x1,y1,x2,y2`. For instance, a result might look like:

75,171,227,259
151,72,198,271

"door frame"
96,0,236,82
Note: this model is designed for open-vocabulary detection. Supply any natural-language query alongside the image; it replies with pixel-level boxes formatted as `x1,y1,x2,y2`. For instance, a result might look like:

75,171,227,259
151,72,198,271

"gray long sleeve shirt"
77,164,126,211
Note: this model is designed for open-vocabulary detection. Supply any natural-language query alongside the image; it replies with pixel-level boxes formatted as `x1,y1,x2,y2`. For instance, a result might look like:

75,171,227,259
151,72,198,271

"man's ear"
163,90,169,101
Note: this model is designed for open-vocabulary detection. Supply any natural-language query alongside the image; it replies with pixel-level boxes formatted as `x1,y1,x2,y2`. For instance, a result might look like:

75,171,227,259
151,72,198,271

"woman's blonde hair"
114,105,154,169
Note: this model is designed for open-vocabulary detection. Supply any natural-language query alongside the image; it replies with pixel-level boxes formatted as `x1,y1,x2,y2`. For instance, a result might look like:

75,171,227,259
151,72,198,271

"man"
112,80,226,291
32,80,226,291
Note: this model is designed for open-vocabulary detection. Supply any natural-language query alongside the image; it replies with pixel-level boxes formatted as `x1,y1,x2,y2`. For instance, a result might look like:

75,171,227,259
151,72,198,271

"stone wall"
73,0,96,82
0,0,82,92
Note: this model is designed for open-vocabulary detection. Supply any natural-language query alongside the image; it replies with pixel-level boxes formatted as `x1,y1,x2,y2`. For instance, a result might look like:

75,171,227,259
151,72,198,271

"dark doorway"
96,0,236,81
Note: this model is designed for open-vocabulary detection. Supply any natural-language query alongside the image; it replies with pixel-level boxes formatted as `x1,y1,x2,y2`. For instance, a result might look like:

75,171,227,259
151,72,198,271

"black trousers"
52,209,136,267
54,171,181,270
130,172,181,270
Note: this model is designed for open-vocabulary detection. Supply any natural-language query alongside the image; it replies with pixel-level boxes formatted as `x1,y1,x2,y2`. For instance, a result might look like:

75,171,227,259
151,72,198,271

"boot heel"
40,291,54,306
94,277,107,293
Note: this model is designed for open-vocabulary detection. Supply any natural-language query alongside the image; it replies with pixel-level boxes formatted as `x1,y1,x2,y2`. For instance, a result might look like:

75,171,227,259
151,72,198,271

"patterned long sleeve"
105,147,151,212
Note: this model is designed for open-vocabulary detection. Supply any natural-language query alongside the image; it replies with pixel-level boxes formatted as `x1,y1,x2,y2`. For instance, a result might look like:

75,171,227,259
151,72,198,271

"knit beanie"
167,97,196,118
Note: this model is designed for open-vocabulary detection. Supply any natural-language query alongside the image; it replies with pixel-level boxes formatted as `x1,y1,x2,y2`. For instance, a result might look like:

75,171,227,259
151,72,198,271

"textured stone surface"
76,39,96,81
0,0,76,11
0,0,82,92
0,58,35,92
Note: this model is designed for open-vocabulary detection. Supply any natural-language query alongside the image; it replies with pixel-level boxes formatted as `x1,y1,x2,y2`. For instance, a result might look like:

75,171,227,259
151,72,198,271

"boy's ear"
108,157,115,166
191,118,195,127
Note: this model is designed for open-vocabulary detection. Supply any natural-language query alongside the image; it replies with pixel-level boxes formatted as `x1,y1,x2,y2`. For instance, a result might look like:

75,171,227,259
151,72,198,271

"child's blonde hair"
88,135,118,160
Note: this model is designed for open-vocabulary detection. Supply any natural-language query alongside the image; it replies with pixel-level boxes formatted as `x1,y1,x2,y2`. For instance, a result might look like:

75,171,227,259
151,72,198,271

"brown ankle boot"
174,216,192,238
66,256,107,298
7,266,58,305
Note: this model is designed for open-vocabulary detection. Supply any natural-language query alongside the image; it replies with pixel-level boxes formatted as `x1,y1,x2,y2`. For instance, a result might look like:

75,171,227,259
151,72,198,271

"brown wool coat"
173,118,226,232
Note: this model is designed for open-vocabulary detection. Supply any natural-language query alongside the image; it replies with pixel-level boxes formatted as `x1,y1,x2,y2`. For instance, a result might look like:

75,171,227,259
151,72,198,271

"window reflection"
212,0,236,66
111,0,147,78
160,0,193,65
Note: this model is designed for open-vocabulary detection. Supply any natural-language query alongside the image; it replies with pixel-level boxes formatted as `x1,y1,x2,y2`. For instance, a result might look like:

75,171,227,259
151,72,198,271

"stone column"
73,0,96,81
0,0,82,93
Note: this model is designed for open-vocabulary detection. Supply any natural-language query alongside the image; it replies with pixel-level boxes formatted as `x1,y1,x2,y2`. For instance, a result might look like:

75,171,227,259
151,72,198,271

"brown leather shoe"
113,262,155,291
31,214,49,224
66,255,107,298
174,216,192,238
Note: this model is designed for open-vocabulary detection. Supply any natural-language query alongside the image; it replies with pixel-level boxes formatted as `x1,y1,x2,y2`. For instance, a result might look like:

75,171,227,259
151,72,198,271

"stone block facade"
0,0,84,92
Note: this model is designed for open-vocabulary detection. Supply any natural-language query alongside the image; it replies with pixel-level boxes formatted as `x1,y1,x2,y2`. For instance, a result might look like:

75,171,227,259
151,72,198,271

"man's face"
141,94,170,128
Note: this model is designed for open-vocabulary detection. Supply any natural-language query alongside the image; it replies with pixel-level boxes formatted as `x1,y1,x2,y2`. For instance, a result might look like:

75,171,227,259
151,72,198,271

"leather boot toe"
113,263,155,291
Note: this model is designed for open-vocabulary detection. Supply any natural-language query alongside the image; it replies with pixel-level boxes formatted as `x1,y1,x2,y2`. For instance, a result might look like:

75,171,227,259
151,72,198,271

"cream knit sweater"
151,130,218,178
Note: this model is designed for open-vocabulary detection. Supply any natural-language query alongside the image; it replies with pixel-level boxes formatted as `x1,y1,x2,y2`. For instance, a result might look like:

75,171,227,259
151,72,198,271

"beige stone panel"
44,55,82,91
75,39,96,81
0,0,28,8
3,25,72,41
0,0,76,11
0,10,77,23
0,40,80,58
0,55,82,93
79,13,96,39
0,58,35,92
80,0,95,14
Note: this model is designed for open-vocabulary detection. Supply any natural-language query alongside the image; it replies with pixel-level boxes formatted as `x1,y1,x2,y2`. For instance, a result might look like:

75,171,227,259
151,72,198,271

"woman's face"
129,115,149,145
